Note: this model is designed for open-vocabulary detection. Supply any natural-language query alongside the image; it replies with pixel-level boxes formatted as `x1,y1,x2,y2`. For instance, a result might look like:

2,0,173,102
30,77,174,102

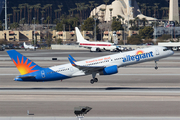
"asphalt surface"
0,49,180,118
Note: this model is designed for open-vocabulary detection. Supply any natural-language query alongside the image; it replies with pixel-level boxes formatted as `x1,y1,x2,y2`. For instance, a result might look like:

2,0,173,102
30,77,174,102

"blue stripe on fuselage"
14,68,71,82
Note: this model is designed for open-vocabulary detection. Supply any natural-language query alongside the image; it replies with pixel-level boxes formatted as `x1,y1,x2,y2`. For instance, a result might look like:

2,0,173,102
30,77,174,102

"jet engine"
99,65,118,75
90,47,101,52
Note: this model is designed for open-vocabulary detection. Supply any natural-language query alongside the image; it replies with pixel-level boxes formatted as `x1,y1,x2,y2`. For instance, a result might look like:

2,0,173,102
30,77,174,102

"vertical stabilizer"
23,42,27,48
75,27,89,43
7,50,41,75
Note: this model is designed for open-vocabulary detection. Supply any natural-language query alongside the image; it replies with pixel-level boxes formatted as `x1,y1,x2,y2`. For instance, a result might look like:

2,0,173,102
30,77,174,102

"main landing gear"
90,78,98,84
155,60,158,70
90,72,98,84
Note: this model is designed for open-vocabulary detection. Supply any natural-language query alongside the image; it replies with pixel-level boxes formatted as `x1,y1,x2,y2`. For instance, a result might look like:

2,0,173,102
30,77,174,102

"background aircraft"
23,42,38,51
75,27,122,52
7,46,173,84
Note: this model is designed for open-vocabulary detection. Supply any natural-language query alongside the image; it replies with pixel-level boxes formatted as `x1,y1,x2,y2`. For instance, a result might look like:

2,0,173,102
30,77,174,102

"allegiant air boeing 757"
7,46,173,84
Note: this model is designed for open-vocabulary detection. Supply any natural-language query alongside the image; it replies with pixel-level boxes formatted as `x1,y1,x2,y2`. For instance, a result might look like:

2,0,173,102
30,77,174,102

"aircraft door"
155,48,159,55
70,67,74,72
41,70,45,78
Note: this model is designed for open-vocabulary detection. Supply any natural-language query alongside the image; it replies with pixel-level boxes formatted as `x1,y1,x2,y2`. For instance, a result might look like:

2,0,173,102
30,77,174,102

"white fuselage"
79,41,117,51
47,46,173,78
24,42,38,50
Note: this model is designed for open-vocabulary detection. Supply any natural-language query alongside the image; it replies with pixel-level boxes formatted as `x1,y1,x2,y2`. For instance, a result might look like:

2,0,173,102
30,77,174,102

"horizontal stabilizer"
18,76,35,79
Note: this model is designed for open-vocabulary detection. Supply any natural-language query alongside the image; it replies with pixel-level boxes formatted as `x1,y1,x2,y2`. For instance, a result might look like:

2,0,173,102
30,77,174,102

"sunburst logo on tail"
136,50,144,55
12,56,39,75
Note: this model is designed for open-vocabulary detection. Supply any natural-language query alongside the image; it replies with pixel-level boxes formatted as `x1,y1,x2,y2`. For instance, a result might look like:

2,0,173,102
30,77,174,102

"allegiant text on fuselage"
123,51,153,62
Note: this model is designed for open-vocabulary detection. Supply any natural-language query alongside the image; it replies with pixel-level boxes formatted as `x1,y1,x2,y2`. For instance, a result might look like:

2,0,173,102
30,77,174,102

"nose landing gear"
155,60,158,70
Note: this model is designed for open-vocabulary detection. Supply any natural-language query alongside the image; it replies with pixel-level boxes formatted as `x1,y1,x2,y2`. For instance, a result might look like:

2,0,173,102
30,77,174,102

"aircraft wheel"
96,48,101,52
94,78,98,82
90,79,94,84
117,49,122,52
155,66,158,70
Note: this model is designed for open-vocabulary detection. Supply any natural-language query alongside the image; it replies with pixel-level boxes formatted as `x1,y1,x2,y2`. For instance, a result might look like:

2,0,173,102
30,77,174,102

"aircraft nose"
170,50,174,55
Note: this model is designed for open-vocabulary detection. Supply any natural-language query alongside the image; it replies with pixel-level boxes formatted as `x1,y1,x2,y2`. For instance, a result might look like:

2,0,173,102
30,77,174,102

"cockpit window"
163,48,169,51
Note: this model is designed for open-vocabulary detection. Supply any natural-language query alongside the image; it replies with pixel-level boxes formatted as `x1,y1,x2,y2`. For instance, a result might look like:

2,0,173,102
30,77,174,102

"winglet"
68,57,77,66
69,55,77,62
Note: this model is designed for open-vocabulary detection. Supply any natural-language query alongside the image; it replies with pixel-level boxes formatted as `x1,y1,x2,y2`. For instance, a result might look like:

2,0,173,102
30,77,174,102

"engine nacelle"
90,47,97,51
90,47,101,52
99,65,118,75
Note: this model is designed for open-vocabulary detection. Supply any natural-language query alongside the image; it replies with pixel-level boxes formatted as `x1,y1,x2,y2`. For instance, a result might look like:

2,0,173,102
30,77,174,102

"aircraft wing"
74,64,105,73
68,56,105,73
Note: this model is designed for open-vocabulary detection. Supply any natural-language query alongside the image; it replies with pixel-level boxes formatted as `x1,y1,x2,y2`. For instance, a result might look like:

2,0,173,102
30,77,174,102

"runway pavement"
0,49,180,118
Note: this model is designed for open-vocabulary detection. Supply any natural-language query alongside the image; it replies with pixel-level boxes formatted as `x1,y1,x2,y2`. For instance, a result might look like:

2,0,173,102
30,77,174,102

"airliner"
75,27,122,52
7,46,173,84
23,42,38,51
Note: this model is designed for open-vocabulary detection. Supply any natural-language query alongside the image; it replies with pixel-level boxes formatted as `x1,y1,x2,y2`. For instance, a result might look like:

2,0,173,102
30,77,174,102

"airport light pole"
153,14,157,44
63,24,65,44
174,23,176,39
123,24,126,45
33,17,36,47
155,20,157,44
100,23,102,41
5,0,7,30
41,17,44,25
2,23,4,30
94,16,97,41
22,18,25,25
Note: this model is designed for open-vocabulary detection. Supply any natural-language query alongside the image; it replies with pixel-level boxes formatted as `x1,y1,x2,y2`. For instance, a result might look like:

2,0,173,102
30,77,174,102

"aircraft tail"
7,50,42,75
23,42,26,47
75,27,89,43
23,42,29,48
